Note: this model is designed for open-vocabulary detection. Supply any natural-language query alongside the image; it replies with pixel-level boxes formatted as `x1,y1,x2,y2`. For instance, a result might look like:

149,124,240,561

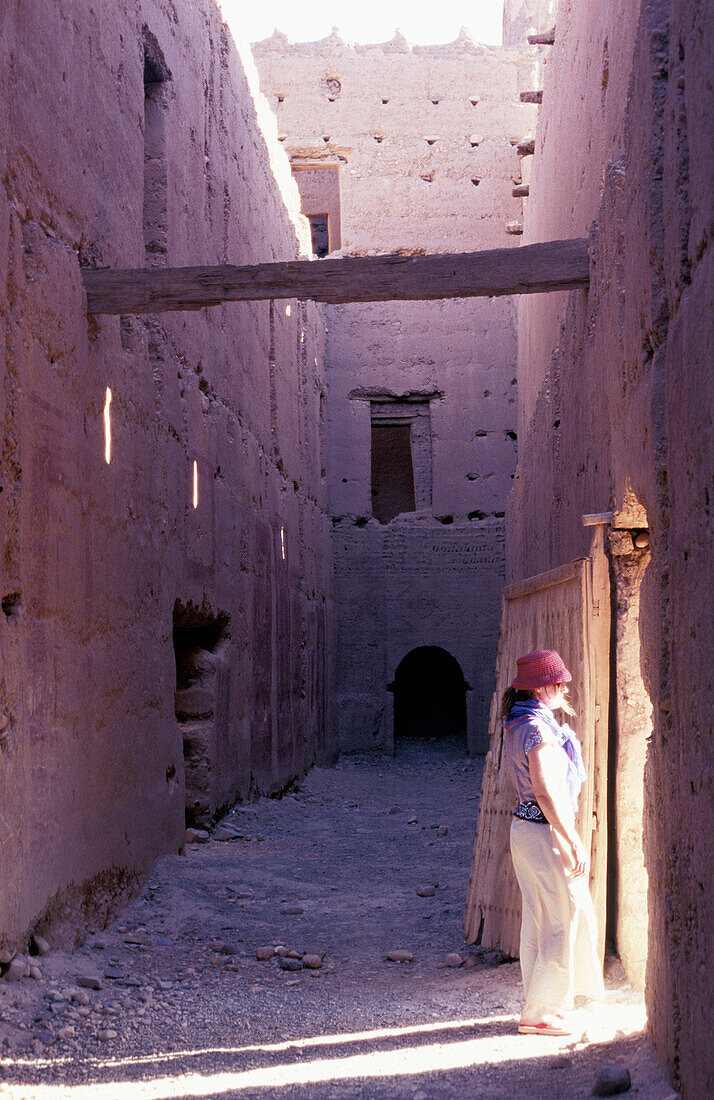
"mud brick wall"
254,31,541,753
0,0,335,952
509,0,713,1093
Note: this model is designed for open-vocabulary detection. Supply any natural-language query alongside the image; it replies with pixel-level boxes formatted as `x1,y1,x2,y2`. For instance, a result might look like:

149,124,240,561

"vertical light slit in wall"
103,387,113,464
192,460,198,509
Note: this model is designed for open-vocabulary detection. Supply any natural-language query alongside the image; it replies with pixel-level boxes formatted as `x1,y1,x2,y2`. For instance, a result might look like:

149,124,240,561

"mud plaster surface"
0,744,672,1099
253,36,535,754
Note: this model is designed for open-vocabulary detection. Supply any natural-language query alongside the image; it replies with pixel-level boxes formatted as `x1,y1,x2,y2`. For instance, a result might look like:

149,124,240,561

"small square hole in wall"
381,97,389,105
322,76,342,98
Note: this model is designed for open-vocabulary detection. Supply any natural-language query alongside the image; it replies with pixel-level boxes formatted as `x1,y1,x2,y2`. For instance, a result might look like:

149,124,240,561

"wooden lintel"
517,138,536,157
528,29,556,45
582,511,614,526
81,238,589,315
512,184,530,198
519,90,543,105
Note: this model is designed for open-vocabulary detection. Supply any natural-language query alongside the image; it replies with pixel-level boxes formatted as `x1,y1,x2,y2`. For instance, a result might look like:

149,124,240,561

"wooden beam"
82,238,589,315
516,138,536,157
512,184,530,197
528,29,556,45
519,90,543,105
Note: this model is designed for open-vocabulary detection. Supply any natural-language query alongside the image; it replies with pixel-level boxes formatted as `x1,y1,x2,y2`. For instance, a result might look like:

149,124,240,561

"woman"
502,649,604,1035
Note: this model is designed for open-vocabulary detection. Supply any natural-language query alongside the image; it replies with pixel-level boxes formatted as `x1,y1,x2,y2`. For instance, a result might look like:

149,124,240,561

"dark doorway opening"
392,646,468,742
371,421,416,523
308,214,330,257
173,601,230,827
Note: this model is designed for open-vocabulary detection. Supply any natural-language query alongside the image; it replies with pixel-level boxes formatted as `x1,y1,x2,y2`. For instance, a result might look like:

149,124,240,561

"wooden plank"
520,91,544,105
503,557,586,600
512,184,530,198
81,238,590,315
528,29,556,45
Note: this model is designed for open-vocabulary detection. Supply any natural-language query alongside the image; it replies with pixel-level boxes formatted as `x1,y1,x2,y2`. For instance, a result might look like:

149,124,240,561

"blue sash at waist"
513,800,548,824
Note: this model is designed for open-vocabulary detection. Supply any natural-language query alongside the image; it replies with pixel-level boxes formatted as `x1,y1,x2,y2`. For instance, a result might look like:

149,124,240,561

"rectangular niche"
370,399,433,523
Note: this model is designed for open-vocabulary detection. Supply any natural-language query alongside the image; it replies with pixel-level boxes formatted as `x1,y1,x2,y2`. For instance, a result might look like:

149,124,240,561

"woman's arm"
528,742,588,878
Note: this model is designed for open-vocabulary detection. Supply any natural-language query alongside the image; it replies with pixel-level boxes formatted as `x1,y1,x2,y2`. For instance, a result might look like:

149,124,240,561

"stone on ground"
77,975,102,990
592,1062,632,1096
278,957,302,971
31,935,50,957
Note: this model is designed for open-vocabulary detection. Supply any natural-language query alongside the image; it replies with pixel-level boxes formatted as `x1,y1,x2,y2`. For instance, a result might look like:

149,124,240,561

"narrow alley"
0,743,672,1099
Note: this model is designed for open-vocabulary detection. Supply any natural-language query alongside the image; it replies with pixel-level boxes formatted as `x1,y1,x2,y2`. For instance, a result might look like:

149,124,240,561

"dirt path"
0,741,675,1099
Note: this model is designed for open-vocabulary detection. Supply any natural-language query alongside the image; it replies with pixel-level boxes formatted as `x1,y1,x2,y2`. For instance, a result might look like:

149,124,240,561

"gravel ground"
0,739,676,1099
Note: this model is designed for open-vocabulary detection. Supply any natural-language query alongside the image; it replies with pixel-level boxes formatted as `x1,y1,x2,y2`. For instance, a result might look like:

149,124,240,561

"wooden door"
463,526,610,960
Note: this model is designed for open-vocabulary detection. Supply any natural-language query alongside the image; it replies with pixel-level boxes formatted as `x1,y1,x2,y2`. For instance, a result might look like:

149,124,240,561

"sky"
225,0,505,47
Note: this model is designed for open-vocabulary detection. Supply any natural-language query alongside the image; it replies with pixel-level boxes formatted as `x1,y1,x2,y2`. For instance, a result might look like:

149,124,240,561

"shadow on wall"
173,601,230,827
391,646,469,744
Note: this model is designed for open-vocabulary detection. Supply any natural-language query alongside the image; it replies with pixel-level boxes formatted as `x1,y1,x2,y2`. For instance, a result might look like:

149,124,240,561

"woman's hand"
564,832,589,878
528,742,589,878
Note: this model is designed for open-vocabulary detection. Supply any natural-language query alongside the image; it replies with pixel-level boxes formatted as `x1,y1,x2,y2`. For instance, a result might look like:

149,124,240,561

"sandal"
518,1017,573,1036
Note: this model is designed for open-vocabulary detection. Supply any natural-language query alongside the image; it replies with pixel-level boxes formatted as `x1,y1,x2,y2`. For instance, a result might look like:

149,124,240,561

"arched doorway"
392,647,468,743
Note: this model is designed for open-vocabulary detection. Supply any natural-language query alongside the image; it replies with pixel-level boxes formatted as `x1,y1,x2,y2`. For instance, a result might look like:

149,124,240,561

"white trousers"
510,817,605,1013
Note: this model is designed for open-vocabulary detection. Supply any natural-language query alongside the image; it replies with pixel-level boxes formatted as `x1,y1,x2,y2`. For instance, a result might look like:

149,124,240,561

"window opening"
291,164,341,255
308,215,329,258
371,423,415,524
368,398,433,522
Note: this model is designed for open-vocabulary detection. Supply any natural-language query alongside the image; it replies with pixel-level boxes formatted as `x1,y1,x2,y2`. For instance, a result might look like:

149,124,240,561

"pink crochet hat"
512,649,572,690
